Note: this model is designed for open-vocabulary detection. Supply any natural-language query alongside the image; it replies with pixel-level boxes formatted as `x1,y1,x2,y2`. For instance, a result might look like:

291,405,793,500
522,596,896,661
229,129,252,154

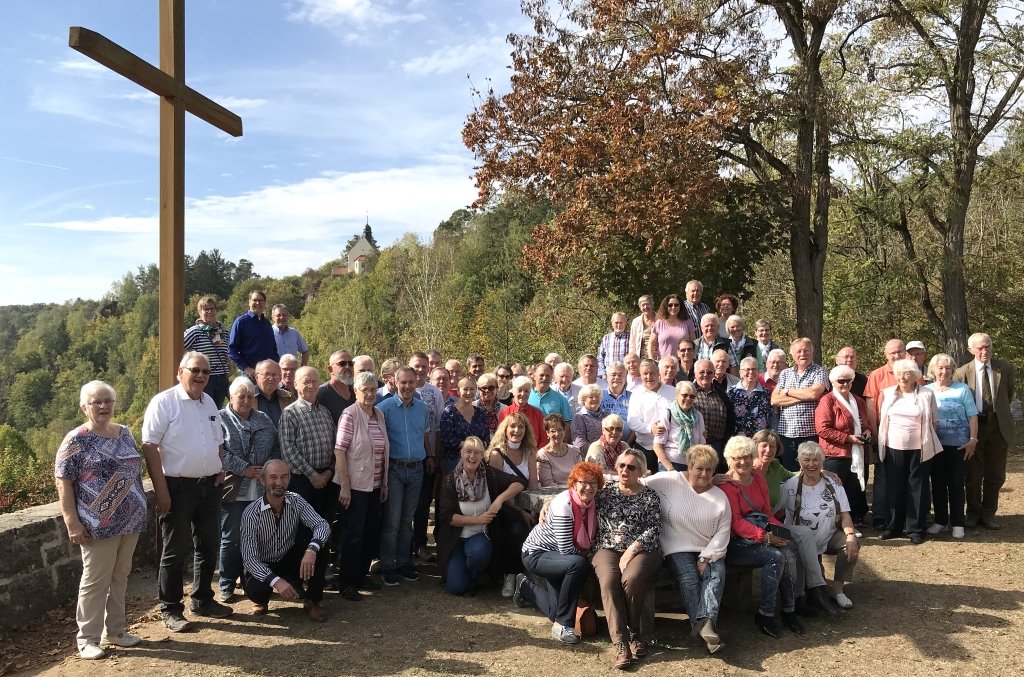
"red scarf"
599,436,626,472
568,487,596,552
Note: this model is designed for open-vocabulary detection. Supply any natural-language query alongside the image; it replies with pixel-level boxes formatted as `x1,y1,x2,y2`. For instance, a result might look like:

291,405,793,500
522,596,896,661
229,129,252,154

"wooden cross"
68,0,243,389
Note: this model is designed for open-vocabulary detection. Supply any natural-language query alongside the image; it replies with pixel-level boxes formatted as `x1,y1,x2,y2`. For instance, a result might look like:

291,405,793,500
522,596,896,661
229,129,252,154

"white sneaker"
550,622,579,644
926,523,948,535
951,526,965,539
79,644,106,660
101,632,141,648
501,573,516,598
833,593,853,609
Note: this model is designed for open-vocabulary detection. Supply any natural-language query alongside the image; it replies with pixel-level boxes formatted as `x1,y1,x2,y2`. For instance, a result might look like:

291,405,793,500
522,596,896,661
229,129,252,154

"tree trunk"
942,159,975,364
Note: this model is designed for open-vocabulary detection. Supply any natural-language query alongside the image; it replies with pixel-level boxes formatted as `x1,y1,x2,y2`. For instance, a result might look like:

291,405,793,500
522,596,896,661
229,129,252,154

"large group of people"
53,286,1015,668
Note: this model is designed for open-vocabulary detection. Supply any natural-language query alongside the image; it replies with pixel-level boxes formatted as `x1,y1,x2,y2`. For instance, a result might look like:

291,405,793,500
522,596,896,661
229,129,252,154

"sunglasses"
496,373,512,379
604,426,623,432
334,360,354,368
479,386,496,392
667,303,681,307
679,394,696,400
836,378,853,385
616,463,639,472
183,366,211,375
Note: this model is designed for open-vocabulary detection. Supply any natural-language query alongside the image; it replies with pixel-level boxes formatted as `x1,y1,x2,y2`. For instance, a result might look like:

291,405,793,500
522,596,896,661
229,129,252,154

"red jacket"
498,402,548,448
815,391,870,458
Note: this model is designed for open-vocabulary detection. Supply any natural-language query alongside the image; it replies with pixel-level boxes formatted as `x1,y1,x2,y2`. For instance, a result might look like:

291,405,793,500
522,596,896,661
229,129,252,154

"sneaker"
551,622,580,645
304,600,326,622
501,573,516,598
512,573,530,608
951,526,966,539
217,590,237,603
358,577,382,591
190,600,233,618
369,559,382,574
397,564,420,582
612,641,632,669
162,613,193,633
833,592,854,609
340,585,363,602
416,546,437,563
79,644,106,660
927,522,948,535
628,630,647,659
101,633,141,648
382,572,401,587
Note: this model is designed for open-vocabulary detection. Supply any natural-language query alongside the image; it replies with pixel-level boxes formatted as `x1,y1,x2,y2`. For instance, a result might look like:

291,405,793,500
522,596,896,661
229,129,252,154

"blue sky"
0,0,527,305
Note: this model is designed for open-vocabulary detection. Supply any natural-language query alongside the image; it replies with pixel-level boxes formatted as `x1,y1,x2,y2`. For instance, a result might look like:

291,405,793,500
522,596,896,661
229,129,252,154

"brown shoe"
252,603,268,616
304,601,326,622
628,631,647,659
612,641,632,670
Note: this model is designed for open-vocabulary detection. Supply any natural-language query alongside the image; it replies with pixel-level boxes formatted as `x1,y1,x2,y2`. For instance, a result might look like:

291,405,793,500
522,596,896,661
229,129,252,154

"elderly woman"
488,412,540,489
648,293,694,360
183,296,232,407
728,357,771,437
593,449,663,668
724,315,757,372
645,445,730,654
538,414,583,487
925,354,978,539
878,359,942,544
777,442,861,609
218,376,281,603
515,462,605,645
571,384,604,450
440,376,491,475
719,436,801,638
333,371,390,601
585,414,628,477
55,381,165,659
476,373,507,432
815,364,871,526
629,295,657,359
437,437,526,595
501,375,547,447
653,381,706,471
714,294,740,338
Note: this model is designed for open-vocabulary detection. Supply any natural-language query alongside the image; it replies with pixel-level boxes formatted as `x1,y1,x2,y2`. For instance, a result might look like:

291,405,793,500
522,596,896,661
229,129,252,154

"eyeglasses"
334,360,354,368
478,385,496,392
836,378,853,385
678,394,696,400
678,347,694,353
666,302,681,308
183,366,212,375
496,372,512,379
576,480,598,488
740,367,757,372
86,399,115,407
616,463,639,472
603,426,623,432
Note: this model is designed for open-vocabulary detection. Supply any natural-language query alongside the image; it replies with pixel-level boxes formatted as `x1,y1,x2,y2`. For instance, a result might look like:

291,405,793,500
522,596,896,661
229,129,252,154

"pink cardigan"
815,391,870,459
333,402,390,493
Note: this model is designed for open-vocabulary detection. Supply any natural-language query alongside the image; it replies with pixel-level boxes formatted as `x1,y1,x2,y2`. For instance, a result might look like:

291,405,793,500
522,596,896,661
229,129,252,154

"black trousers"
337,487,382,587
931,445,967,527
287,473,338,601
158,476,221,615
243,537,328,605
883,447,930,535
824,456,868,523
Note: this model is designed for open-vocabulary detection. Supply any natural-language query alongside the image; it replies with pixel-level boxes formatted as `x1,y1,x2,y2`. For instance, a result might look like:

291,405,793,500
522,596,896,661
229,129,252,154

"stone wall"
0,482,158,629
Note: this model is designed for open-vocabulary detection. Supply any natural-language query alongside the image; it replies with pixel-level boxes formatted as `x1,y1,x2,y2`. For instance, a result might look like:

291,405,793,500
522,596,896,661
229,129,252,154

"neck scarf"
568,487,596,552
454,461,487,502
599,435,626,470
669,402,697,452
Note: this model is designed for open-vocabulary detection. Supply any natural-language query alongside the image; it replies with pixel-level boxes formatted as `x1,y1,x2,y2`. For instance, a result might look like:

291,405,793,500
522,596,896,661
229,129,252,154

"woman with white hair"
777,442,860,609
878,359,942,544
570,384,604,450
727,356,771,438
652,380,706,471
814,364,871,526
925,353,978,539
629,295,657,359
585,413,628,477
499,374,548,447
724,315,757,372
55,381,166,659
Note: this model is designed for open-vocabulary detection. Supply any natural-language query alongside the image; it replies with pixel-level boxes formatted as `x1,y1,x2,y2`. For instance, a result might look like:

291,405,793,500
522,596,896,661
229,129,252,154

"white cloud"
27,215,155,233
215,96,269,111
288,0,425,26
403,35,509,76
54,58,109,76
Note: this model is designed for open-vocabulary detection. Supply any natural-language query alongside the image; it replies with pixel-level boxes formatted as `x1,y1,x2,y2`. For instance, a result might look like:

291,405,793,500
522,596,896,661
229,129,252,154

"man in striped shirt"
240,460,331,621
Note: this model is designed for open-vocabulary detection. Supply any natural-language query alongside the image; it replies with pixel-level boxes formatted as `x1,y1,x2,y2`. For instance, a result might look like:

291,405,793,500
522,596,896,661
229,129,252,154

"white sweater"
643,471,732,561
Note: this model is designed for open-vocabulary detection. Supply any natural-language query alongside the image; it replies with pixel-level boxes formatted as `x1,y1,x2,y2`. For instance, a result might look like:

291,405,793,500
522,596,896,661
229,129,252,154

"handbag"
574,597,598,637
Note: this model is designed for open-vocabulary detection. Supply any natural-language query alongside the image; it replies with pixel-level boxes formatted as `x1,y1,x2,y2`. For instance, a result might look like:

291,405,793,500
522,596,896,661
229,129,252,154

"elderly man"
431,368,458,409
771,338,829,471
553,362,582,414
377,358,402,402
660,356,680,387
906,340,928,380
601,361,634,444
627,359,676,472
270,304,310,366
254,359,296,428
353,354,376,379
759,349,786,392
691,359,735,467
544,352,563,367
864,339,907,529
279,354,300,396
445,359,463,398
710,350,739,392
317,350,356,425
183,296,231,407
624,352,643,391
956,333,1016,529
753,319,782,374
695,314,729,362
142,352,231,632
530,362,575,422
410,354,444,563
574,354,606,388
684,280,711,336
240,460,331,621
466,354,486,379
228,290,278,379
598,313,630,378
378,366,432,585
675,339,697,383
280,367,338,532
427,350,443,371
835,346,867,398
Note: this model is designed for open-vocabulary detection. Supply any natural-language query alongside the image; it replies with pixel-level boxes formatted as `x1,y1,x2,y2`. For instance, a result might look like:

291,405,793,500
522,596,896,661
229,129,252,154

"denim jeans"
380,462,423,573
665,552,725,630
725,539,795,616
219,499,254,595
159,477,222,615
445,533,492,595
521,549,590,627
413,464,436,551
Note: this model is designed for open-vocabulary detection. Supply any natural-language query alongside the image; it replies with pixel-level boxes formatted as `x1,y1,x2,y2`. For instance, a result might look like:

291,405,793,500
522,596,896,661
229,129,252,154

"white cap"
906,340,925,351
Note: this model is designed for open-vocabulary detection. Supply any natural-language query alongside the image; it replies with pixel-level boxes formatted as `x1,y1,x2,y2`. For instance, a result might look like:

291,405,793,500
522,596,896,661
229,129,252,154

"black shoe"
754,612,782,638
909,533,925,545
964,514,980,528
879,530,898,540
781,611,805,635
807,586,840,617
340,585,363,602
794,596,819,617
981,516,1002,530
873,519,887,531
190,600,233,618
357,577,382,591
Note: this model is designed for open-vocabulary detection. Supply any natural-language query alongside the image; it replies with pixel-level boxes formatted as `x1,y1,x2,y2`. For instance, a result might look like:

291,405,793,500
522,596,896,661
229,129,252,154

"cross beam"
67,0,242,390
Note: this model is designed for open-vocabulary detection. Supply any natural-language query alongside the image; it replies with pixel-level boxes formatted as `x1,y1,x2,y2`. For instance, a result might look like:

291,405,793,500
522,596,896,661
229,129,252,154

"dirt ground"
4,454,1024,677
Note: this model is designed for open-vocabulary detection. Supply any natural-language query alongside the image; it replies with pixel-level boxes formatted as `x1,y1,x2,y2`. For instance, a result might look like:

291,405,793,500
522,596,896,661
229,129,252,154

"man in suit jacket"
955,332,1016,529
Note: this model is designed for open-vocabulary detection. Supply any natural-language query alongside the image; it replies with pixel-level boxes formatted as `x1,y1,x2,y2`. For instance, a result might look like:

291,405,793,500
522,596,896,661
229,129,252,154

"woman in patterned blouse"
55,380,165,660
593,448,663,669
728,357,772,437
440,376,491,475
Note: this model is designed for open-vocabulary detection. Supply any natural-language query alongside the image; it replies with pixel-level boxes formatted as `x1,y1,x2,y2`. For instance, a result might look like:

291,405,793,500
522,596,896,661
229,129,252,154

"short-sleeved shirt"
141,384,224,478
774,363,830,438
778,475,850,553
652,319,693,360
529,388,575,421
377,396,430,461
926,382,978,447
54,425,147,540
273,326,309,358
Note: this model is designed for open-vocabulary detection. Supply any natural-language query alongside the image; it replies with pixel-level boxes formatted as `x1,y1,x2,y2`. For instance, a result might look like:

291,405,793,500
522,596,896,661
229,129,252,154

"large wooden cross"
69,0,243,389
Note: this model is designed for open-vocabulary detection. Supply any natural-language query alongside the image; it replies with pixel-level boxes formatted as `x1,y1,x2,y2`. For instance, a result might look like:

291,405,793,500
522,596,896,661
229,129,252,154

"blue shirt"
529,388,574,421
228,311,278,372
926,381,978,447
273,326,309,358
377,396,430,461
600,388,632,439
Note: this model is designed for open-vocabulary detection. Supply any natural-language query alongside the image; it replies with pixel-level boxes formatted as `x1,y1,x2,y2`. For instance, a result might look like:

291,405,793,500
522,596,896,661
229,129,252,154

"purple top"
653,319,694,360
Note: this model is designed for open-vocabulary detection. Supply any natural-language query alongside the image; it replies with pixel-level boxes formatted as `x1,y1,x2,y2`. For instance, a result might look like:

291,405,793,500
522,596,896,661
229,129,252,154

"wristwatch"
698,556,708,564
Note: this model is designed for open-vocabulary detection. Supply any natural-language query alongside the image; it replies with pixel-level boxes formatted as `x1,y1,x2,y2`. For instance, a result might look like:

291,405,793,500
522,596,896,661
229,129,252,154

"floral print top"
595,483,662,554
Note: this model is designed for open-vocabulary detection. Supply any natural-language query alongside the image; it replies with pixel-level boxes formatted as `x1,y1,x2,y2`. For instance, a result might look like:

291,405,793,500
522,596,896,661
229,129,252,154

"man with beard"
317,350,356,426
